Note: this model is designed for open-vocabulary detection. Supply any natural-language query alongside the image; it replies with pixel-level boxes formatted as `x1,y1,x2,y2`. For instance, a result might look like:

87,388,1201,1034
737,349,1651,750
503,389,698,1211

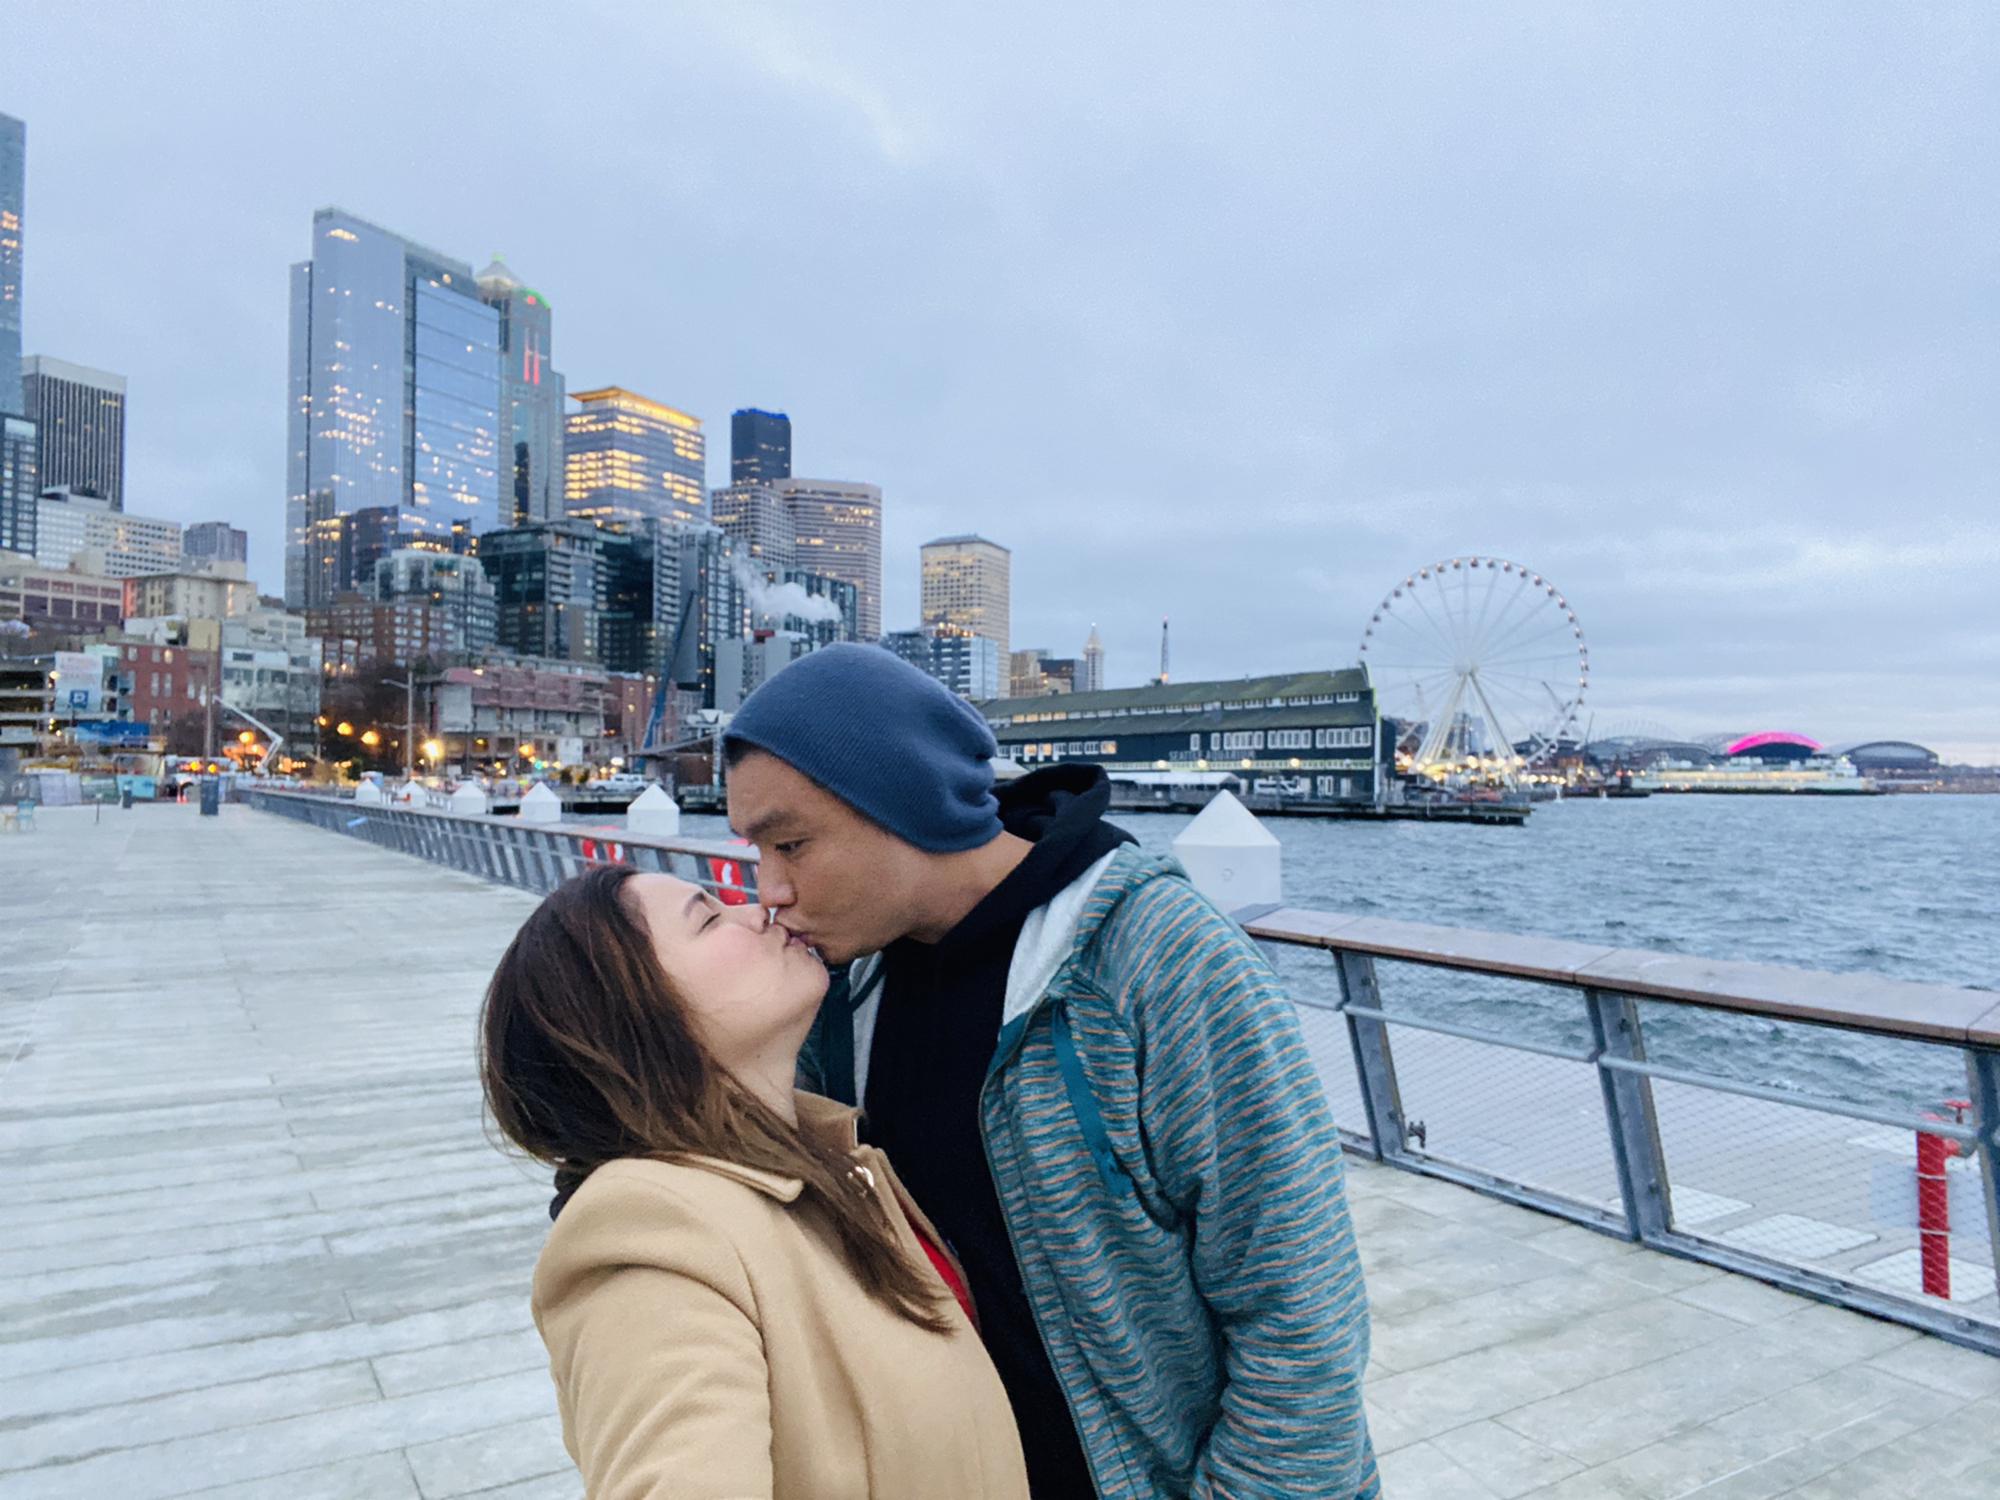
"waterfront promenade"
4,804,1999,1497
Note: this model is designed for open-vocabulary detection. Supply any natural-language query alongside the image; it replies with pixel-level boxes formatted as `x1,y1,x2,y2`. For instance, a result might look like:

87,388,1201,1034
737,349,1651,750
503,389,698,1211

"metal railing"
1239,903,2000,1355
249,788,2000,1353
248,787,755,902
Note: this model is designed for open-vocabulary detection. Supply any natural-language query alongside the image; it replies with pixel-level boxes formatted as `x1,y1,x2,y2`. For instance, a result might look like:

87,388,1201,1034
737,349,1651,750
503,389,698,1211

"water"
684,793,1998,1108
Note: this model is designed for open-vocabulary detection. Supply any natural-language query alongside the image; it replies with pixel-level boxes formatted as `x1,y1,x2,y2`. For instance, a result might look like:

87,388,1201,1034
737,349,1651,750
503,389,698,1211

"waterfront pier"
5,802,1999,1497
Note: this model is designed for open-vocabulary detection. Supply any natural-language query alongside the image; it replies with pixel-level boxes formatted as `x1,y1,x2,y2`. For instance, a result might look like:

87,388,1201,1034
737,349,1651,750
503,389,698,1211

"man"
723,644,1376,1500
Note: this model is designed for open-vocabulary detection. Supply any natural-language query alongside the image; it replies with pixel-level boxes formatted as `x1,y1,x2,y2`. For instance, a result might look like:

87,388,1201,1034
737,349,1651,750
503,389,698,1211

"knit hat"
723,643,1003,853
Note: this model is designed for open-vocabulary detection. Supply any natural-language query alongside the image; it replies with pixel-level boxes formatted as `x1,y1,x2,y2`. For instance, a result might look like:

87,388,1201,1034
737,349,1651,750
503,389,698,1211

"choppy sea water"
684,795,1998,1109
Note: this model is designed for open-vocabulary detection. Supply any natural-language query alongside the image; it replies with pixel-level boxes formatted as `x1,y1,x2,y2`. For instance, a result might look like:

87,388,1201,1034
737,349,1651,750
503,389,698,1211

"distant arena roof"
1726,732,1822,757
1832,740,1939,768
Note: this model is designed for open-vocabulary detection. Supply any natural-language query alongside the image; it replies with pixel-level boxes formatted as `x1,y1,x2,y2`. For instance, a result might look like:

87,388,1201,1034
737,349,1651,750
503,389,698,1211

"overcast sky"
3,4,1994,758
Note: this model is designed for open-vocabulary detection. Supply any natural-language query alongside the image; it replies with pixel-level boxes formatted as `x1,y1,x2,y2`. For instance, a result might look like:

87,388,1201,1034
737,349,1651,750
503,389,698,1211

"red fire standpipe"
1916,1127,1952,1299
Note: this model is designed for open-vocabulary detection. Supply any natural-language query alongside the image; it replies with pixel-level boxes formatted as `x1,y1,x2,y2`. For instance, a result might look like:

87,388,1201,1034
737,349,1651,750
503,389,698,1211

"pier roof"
984,666,1371,724
5,805,1996,1496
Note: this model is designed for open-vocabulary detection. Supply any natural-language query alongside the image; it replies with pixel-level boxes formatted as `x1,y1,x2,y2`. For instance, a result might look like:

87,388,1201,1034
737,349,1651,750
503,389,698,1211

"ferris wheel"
1359,557,1587,782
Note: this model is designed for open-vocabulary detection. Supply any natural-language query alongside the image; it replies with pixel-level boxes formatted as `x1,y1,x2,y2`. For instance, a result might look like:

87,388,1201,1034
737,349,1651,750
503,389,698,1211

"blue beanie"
723,643,1003,853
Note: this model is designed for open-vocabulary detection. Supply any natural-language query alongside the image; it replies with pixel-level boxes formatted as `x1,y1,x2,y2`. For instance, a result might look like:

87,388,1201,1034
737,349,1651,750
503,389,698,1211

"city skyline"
1,7,1994,757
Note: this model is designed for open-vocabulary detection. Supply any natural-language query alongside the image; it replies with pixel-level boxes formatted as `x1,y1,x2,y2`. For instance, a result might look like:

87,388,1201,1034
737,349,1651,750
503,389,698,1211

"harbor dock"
4,802,1998,1497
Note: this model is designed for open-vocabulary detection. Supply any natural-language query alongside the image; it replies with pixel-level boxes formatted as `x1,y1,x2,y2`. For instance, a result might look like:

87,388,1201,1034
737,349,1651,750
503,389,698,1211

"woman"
482,865,1029,1500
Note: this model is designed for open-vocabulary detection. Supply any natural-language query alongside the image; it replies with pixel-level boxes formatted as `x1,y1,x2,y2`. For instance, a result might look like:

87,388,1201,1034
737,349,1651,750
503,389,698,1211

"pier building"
981,667,1385,805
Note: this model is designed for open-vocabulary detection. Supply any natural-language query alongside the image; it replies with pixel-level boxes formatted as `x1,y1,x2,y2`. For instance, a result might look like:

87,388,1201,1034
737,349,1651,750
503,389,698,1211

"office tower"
920,534,1010,687
670,524,748,709
730,408,791,484
781,568,859,645
777,478,882,639
477,259,566,526
881,627,1000,702
0,413,33,555
22,357,125,508
710,480,796,574
478,520,602,663
183,521,249,566
0,112,22,413
1081,624,1105,692
564,387,705,530
287,208,502,608
373,548,498,656
593,527,656,675
31,489,179,577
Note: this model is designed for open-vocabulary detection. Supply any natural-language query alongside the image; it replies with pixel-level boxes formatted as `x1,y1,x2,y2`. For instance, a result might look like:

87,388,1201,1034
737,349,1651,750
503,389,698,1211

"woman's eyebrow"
681,890,709,923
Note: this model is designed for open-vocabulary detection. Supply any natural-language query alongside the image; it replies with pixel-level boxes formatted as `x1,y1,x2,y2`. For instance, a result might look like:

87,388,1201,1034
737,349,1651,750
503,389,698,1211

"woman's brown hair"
481,864,950,1332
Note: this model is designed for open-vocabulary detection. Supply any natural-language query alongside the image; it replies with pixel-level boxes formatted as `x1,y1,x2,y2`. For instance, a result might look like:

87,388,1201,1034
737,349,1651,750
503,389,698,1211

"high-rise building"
593,527,657,675
710,480,795,574
0,112,23,414
777,478,882,640
564,387,705,531
1,115,34,557
287,208,502,608
477,259,566,527
31,489,179,578
669,524,749,710
183,521,249,567
374,548,498,657
730,408,791,484
22,357,125,508
1081,624,1105,693
920,534,1010,689
0,412,34,555
478,520,601,663
881,626,1000,702
781,568,859,646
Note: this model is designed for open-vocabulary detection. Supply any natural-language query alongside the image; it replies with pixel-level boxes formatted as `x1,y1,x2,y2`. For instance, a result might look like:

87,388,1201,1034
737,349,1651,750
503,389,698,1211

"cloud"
2,1,1993,756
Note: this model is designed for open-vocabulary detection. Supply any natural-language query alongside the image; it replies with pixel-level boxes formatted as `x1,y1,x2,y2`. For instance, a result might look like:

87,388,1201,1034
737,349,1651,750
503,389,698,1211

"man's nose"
756,861,795,908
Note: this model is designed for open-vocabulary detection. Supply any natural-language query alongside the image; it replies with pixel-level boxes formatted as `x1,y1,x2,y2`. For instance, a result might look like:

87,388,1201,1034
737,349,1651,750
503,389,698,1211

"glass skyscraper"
477,259,566,527
286,208,501,607
23,357,126,509
0,112,23,415
0,113,33,555
564,387,706,531
730,408,791,484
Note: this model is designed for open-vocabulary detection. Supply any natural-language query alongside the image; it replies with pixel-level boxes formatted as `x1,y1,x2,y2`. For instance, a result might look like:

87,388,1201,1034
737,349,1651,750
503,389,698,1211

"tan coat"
531,1093,1031,1500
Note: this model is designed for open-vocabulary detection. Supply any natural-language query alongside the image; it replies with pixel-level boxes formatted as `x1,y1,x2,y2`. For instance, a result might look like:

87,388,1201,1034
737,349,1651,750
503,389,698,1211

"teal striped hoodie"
805,845,1378,1499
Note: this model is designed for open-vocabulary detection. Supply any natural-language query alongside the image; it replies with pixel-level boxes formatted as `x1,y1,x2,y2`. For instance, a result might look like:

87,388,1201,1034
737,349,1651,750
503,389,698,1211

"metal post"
1965,1047,2000,1305
1334,950,1405,1162
1586,987,1672,1243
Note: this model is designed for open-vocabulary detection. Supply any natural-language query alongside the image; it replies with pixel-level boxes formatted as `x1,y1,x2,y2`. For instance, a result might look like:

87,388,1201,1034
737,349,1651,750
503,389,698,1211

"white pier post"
517,782,562,825
353,781,384,807
1172,790,1282,913
625,784,682,837
450,782,490,817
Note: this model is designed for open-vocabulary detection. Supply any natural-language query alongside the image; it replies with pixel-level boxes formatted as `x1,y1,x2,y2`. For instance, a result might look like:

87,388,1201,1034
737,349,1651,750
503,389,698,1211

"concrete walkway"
2,802,1997,1498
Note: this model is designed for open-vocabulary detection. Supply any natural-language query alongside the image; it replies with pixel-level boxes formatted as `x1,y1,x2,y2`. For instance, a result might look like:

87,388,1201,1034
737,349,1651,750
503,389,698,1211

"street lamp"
382,675,419,781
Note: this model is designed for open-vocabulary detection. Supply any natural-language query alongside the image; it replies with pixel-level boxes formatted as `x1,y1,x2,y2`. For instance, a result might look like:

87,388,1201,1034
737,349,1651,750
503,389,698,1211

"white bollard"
625,783,682,837
450,782,490,817
1172,790,1282,912
354,781,384,806
397,778,425,805
517,781,562,824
